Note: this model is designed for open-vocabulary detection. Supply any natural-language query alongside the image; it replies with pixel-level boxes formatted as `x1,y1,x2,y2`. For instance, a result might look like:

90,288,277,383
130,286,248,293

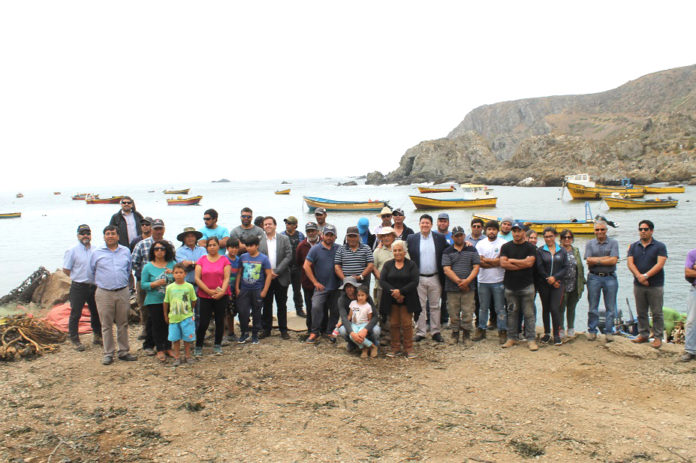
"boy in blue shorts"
235,236,272,344
225,237,241,342
164,263,197,365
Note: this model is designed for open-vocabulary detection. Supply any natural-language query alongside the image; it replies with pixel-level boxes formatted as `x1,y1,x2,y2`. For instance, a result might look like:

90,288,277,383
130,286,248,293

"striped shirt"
442,245,480,292
335,243,374,282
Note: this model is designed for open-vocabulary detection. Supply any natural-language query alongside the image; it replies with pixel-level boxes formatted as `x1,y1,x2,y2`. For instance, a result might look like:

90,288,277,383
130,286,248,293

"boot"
498,330,507,345
461,330,472,347
452,331,460,344
472,328,486,342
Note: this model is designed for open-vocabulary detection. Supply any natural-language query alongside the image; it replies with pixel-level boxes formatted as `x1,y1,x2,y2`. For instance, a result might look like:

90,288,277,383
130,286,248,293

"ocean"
1,178,693,327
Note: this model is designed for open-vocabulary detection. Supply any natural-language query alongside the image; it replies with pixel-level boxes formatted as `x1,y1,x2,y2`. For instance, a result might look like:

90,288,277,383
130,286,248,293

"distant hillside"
367,64,696,186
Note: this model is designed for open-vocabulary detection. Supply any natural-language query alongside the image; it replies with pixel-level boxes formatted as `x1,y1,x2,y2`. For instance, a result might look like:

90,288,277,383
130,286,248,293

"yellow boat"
417,186,456,194
641,185,685,194
472,213,597,235
163,188,190,195
566,182,644,200
0,212,22,219
604,196,678,209
275,189,291,195
409,195,497,209
167,195,203,206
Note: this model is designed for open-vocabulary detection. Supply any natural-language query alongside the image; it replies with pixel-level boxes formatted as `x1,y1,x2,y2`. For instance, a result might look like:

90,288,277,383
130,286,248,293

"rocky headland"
367,64,696,186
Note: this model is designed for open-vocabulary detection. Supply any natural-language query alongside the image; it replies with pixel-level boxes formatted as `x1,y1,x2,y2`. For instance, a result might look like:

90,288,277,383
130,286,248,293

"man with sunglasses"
108,196,144,248
63,224,102,351
627,220,668,349
198,209,229,251
230,207,264,254
584,220,620,342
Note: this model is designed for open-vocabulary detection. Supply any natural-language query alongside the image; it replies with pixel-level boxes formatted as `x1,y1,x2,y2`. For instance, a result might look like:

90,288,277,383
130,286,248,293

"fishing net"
0,315,67,360
0,267,51,305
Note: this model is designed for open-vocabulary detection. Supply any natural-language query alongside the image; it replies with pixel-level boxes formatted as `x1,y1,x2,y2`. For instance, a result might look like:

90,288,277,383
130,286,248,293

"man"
303,224,340,343
132,218,167,354
442,226,480,345
500,222,538,351
259,216,292,339
466,218,485,247
281,216,307,317
474,220,507,342
296,222,322,334
337,277,381,352
499,217,514,242
335,226,375,286
437,213,453,245
63,224,101,351
198,209,229,250
314,207,328,232
175,227,206,286
627,220,668,349
584,220,620,342
681,247,696,362
407,214,449,343
230,207,264,253
129,216,153,252
90,225,137,365
372,207,393,248
391,208,415,241
357,218,377,249
108,196,143,247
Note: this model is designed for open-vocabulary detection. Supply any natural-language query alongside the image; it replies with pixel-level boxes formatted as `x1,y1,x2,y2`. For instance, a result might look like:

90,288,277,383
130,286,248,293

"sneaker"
386,351,398,358
528,341,539,351
251,335,260,345
118,353,137,361
472,328,486,342
587,333,597,341
71,338,85,352
540,334,551,344
194,346,203,357
554,337,562,346
220,339,231,347
92,335,103,346
305,334,319,344
143,348,156,356
238,333,249,344
295,308,307,318
172,358,182,367
432,333,444,343
213,345,222,355
567,329,576,338
406,351,418,359
225,334,239,343
327,334,337,344
102,355,113,365
501,339,518,349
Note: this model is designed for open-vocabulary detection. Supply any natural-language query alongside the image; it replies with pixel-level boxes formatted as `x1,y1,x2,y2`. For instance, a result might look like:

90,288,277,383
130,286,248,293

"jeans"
560,287,581,330
505,284,536,341
262,279,289,333
634,285,664,339
302,286,315,331
539,284,564,337
289,266,304,310
68,281,101,340
587,273,618,334
237,289,264,336
338,324,381,347
477,282,506,330
196,296,228,347
685,286,696,354
310,289,339,335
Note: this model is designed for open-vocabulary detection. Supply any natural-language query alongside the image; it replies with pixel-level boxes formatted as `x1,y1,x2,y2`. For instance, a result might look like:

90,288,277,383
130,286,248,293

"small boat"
275,189,291,195
641,185,686,194
163,188,190,195
303,196,388,212
604,195,678,209
417,186,455,194
71,193,90,200
85,195,124,204
53,192,61,195
409,195,497,209
167,195,203,206
565,182,644,200
473,203,611,235
460,183,494,193
16,193,23,198
0,212,21,219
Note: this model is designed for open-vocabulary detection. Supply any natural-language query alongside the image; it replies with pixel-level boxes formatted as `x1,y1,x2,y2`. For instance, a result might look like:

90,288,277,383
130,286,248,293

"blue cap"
438,213,449,220
357,217,369,233
511,221,524,230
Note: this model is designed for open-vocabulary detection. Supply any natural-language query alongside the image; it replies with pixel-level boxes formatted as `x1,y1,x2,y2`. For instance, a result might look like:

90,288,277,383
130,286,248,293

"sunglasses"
638,227,650,231
471,224,482,228
594,228,606,231
241,215,252,219
153,247,166,251
203,217,212,221
561,236,572,239
79,231,91,236
121,201,132,205
381,214,392,218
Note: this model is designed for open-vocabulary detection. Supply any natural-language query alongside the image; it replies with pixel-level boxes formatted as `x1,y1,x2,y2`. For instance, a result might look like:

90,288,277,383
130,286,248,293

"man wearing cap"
357,217,376,248
500,222,538,350
499,217,514,242
282,216,307,318
474,220,507,342
442,226,480,345
407,214,449,343
392,208,415,241
129,216,153,252
337,276,381,353
131,218,168,354
230,207,264,254
335,226,375,286
437,213,453,245
303,224,341,343
108,196,144,248
198,208,229,251
90,225,137,365
314,207,329,233
584,220,620,342
259,216,293,339
296,222,322,334
63,224,102,351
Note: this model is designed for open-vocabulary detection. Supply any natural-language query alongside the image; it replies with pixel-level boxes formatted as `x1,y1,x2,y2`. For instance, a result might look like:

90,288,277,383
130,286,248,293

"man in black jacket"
108,196,144,248
337,277,381,352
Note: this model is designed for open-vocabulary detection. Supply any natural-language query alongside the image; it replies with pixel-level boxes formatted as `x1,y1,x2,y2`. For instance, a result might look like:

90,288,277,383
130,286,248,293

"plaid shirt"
131,237,154,280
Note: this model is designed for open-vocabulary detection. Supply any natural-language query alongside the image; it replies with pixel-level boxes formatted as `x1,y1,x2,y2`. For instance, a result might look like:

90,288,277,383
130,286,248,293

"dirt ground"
1,316,695,463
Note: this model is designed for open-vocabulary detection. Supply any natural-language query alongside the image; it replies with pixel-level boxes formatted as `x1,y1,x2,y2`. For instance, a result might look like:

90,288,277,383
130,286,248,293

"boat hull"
275,189,291,195
409,195,497,209
417,186,455,194
0,212,21,219
167,195,203,206
303,196,387,212
566,182,644,200
642,186,685,194
473,214,597,235
163,189,190,195
86,196,124,204
604,197,677,209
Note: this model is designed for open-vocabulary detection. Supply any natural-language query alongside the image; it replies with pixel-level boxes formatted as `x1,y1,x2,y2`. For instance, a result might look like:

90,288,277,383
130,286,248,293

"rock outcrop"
32,270,71,308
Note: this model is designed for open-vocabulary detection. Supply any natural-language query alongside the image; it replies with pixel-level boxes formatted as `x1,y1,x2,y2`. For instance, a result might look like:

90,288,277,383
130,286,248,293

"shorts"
226,291,238,316
168,317,196,342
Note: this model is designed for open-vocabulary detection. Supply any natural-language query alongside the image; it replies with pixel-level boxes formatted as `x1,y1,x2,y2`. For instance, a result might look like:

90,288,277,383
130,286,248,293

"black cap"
346,226,359,236
77,224,91,234
140,216,153,225
451,226,465,236
151,219,165,228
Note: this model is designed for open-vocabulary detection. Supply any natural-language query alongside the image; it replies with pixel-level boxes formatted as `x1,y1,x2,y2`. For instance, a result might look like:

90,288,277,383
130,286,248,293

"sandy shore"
1,318,695,462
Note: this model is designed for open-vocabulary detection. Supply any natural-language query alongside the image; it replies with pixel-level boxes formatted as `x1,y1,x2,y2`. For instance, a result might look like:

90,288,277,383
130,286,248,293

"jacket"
259,233,292,286
536,244,569,287
406,231,449,281
379,258,422,320
109,210,144,248
566,245,586,296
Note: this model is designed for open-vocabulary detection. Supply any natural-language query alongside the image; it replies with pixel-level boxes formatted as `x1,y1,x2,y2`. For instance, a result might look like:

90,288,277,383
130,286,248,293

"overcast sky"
1,1,694,191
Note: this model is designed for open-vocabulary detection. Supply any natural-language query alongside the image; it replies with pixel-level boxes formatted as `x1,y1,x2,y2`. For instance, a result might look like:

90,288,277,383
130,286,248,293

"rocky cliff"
369,64,696,185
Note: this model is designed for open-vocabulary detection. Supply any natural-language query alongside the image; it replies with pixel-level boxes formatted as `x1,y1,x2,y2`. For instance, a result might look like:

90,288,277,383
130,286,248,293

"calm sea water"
1,178,693,326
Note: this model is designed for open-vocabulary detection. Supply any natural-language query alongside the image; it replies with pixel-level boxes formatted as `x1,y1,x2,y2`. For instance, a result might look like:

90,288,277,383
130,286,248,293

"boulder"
365,171,386,185
32,270,71,308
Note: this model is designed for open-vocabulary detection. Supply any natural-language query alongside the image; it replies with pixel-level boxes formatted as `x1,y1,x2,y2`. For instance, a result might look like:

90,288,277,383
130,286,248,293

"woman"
194,237,231,356
391,209,415,241
536,227,569,346
379,240,421,358
559,229,585,339
140,240,176,362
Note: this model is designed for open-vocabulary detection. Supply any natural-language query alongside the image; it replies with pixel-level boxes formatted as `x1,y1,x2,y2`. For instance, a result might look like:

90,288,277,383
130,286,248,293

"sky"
1,1,695,191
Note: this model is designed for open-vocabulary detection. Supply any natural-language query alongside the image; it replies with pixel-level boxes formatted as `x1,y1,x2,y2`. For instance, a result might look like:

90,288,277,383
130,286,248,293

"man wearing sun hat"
175,227,206,285
372,206,393,248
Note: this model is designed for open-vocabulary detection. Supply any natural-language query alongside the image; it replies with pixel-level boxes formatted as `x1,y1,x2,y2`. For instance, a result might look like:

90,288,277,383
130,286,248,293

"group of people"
61,196,696,365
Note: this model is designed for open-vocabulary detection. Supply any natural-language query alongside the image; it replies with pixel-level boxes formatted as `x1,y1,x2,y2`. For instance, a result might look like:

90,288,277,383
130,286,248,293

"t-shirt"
335,244,374,283
140,261,176,305
442,245,480,292
627,239,668,287
685,249,696,285
499,231,513,242
475,237,506,284
164,282,197,324
230,225,264,247
199,225,230,241
306,242,340,290
238,252,271,291
195,255,231,299
500,241,537,290
349,300,372,324
227,255,240,289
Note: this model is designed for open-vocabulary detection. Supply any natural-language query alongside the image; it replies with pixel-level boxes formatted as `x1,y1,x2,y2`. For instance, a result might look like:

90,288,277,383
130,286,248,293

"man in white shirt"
259,216,292,339
475,220,508,342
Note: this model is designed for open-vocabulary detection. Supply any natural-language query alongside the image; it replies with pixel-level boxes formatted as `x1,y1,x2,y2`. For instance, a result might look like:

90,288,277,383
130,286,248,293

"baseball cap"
323,224,337,235
77,224,91,234
346,226,359,236
283,216,298,224
392,208,404,216
510,221,524,230
451,226,465,236
314,207,327,215
140,216,153,225
357,217,369,233
151,219,165,228
305,221,319,231
438,212,450,220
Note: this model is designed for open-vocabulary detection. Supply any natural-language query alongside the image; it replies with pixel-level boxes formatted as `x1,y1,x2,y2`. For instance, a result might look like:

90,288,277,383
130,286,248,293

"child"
225,237,241,342
164,264,197,366
348,285,377,358
235,236,272,344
